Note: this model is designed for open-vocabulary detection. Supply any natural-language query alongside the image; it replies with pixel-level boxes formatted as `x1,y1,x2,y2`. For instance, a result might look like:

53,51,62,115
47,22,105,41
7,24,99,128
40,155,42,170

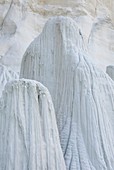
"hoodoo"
20,17,114,169
0,64,18,97
0,79,66,170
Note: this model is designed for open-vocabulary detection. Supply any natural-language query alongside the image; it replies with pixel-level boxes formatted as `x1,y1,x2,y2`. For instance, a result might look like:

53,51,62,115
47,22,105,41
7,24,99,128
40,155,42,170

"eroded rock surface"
0,79,66,170
20,16,114,170
0,0,114,71
0,64,18,97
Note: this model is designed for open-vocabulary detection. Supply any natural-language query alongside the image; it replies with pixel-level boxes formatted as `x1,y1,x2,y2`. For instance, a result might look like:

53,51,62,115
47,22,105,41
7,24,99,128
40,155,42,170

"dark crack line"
0,0,13,31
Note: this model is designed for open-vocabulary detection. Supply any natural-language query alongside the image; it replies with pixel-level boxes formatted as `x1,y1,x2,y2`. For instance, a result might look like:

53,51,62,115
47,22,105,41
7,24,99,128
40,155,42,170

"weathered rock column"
0,79,66,170
20,16,114,170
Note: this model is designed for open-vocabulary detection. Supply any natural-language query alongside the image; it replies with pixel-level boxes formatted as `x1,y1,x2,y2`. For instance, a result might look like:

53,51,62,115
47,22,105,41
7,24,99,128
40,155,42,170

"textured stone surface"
20,16,114,169
0,64,18,97
0,79,66,170
106,65,114,80
0,0,114,71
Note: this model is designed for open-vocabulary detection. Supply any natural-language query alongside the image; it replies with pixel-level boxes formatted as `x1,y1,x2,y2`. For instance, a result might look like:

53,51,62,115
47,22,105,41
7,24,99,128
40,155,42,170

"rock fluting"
20,16,114,170
106,65,114,81
0,79,66,170
0,64,18,97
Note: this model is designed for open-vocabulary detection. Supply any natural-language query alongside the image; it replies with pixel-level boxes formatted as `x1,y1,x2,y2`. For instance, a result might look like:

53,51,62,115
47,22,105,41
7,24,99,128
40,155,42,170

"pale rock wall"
20,17,114,169
0,0,114,71
0,79,66,170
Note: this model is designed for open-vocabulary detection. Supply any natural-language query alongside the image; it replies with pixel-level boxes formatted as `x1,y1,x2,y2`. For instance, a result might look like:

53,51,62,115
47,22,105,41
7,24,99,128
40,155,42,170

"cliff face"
0,0,114,72
20,16,114,170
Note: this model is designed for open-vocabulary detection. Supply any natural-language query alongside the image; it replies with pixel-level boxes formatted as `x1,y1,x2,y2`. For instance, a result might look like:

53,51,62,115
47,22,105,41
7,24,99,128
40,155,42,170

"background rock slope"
0,0,114,72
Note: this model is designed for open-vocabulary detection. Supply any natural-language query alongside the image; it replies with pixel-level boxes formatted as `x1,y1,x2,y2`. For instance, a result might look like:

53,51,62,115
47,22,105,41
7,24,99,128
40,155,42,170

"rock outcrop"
20,16,114,169
0,64,18,97
106,65,114,80
0,0,114,71
0,79,66,170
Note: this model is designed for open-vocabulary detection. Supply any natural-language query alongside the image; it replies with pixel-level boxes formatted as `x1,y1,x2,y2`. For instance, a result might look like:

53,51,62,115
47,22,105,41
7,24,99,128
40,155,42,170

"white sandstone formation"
0,64,18,97
0,0,114,71
0,79,66,170
20,16,114,170
106,65,114,80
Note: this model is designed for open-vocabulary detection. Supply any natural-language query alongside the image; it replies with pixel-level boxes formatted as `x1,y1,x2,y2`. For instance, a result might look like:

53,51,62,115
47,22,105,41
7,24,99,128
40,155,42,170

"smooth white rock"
106,65,114,80
0,64,18,97
0,79,66,170
20,16,114,170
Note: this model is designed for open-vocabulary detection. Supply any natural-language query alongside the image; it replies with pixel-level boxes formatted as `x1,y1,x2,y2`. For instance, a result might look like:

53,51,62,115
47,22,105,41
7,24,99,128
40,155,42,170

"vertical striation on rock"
0,64,18,97
20,16,114,170
106,65,114,80
0,79,66,170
